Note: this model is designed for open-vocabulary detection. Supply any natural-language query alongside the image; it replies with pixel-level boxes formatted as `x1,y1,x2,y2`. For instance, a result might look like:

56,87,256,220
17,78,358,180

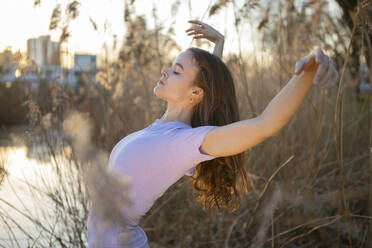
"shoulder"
169,125,218,140
168,125,219,160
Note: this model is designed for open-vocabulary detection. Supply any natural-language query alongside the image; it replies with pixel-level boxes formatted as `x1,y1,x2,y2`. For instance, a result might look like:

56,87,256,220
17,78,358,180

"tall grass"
0,0,371,247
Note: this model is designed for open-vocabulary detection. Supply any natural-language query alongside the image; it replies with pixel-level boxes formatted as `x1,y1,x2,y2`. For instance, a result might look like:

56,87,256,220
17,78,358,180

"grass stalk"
332,2,360,228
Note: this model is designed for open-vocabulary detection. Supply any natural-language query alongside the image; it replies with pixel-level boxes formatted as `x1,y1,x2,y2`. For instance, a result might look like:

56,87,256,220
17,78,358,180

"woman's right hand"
185,20,224,44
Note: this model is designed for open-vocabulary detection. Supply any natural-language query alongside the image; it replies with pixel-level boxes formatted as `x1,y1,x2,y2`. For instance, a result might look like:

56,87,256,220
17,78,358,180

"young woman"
87,20,339,248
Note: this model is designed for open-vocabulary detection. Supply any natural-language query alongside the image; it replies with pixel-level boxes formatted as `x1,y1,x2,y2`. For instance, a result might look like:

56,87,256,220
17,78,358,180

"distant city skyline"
24,34,96,69
0,35,98,88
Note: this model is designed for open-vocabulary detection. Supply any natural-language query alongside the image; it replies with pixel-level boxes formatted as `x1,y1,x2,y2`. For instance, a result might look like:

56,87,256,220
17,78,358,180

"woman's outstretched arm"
186,20,225,59
199,48,339,157
259,48,339,137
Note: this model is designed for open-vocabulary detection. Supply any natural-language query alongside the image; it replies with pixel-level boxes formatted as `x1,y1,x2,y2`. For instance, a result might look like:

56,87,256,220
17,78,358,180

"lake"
0,126,89,247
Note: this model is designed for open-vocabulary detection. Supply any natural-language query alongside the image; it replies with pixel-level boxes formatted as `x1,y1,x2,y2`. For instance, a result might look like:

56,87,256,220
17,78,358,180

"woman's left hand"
185,20,224,44
294,48,339,88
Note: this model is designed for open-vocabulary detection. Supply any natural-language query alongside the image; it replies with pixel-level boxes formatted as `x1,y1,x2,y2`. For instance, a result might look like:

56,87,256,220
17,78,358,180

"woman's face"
153,51,203,105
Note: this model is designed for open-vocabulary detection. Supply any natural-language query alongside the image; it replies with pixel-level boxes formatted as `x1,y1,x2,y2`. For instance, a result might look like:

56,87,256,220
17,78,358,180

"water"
0,126,88,247
0,146,48,247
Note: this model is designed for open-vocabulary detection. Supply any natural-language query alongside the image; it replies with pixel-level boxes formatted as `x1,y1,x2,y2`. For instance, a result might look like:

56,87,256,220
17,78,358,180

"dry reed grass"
0,0,371,247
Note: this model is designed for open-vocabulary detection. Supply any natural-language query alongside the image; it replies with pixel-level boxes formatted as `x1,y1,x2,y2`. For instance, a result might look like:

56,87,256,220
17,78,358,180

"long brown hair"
187,47,249,214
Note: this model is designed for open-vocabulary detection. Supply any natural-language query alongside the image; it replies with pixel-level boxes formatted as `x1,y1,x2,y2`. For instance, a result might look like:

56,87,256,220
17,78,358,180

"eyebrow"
175,63,184,71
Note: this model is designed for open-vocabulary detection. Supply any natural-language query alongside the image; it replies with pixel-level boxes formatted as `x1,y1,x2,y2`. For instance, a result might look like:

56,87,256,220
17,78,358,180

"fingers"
186,25,208,39
295,58,306,75
323,64,339,87
318,67,339,88
186,20,209,32
186,20,224,43
187,32,202,37
313,51,329,84
188,20,204,25
186,31,202,38
186,20,206,31
312,49,340,87
186,24,206,33
295,54,315,75
314,48,324,64
186,26,203,33
191,35,207,39
295,48,340,88
320,64,333,86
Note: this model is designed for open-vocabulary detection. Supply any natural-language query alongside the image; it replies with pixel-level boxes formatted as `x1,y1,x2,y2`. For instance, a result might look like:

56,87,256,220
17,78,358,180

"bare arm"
200,49,339,157
186,20,224,59
260,49,339,137
212,35,224,59
260,70,315,137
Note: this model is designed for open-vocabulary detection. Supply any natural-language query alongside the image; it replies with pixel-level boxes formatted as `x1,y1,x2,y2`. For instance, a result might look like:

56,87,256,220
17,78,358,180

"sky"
0,0,342,63
0,0,254,57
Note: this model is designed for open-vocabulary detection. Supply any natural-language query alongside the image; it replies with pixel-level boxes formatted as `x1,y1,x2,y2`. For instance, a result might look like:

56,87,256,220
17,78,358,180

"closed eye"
173,70,180,75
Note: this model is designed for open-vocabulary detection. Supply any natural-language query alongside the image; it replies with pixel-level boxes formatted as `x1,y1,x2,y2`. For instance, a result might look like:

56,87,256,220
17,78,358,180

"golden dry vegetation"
0,0,371,247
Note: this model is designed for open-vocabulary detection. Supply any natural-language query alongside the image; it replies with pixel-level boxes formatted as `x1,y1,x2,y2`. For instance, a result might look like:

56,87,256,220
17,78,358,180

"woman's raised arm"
199,48,339,158
186,20,225,59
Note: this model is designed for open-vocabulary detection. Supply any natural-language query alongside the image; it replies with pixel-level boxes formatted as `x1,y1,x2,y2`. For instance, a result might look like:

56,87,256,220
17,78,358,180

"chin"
153,86,159,96
153,87,165,100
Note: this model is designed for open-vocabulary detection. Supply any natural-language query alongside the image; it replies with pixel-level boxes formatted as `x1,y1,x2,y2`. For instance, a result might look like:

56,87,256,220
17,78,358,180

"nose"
161,69,168,78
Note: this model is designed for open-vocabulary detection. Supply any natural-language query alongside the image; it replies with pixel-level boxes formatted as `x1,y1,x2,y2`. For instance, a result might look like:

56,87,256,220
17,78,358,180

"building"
74,54,96,72
27,35,60,66
60,42,74,69
72,54,97,86
0,37,98,88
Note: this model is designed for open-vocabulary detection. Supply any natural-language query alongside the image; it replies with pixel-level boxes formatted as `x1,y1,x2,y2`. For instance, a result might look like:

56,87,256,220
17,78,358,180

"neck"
160,102,194,125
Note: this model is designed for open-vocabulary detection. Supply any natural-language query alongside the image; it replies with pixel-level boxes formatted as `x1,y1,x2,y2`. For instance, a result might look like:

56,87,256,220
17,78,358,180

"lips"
159,79,165,85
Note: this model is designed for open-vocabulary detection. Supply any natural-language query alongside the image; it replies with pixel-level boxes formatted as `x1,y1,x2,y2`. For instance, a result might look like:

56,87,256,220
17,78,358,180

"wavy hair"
187,47,249,214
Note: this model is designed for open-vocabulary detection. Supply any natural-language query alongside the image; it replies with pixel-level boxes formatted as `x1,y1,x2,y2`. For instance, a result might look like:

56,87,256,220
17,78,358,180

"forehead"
174,51,198,73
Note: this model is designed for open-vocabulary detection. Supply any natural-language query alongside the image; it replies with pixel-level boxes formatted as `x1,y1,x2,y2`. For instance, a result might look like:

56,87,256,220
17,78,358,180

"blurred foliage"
334,0,372,80
49,0,81,43
0,81,28,125
0,0,371,247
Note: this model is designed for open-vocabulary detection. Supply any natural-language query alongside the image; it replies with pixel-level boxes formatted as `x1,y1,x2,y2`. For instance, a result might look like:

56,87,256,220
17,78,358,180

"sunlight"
0,0,368,246
0,146,50,182
0,0,254,57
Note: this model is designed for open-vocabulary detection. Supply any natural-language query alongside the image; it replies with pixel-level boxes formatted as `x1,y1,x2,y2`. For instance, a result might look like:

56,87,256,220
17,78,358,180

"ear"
192,86,203,95
191,87,204,103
